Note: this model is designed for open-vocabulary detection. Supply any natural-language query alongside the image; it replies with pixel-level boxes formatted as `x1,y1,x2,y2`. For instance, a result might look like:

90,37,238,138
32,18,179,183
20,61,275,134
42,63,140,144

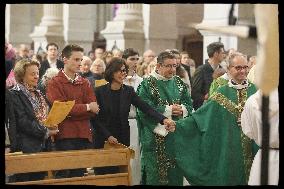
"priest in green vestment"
136,51,193,185
208,72,230,97
174,52,259,186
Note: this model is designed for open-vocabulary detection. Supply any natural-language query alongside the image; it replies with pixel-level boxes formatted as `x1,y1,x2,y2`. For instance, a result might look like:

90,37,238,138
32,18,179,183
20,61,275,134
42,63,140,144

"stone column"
30,4,65,53
63,4,95,53
143,4,178,54
197,4,238,64
5,4,33,47
101,4,145,55
237,4,257,56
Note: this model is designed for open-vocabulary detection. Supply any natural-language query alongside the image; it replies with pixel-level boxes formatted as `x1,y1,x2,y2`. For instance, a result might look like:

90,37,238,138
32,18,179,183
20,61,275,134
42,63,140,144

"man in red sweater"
47,44,100,178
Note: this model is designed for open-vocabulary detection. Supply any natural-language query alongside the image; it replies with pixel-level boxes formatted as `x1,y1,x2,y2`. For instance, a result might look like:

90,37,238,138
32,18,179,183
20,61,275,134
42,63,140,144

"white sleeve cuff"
86,104,90,111
163,105,172,118
153,124,169,137
153,105,172,137
181,104,188,118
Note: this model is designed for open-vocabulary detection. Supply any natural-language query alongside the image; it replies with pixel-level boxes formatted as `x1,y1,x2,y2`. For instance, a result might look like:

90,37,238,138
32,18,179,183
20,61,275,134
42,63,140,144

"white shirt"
123,74,143,118
241,89,279,185
47,58,57,69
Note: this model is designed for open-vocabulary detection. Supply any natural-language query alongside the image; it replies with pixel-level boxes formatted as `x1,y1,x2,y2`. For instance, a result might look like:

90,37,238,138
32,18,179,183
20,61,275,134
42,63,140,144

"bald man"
16,44,29,61
80,56,93,78
143,49,156,65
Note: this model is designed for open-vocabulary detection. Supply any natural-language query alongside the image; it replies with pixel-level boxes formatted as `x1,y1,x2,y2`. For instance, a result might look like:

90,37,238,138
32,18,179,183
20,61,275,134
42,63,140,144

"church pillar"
143,4,178,54
63,4,95,54
197,4,238,64
237,4,257,56
5,4,33,47
101,4,145,55
30,4,65,53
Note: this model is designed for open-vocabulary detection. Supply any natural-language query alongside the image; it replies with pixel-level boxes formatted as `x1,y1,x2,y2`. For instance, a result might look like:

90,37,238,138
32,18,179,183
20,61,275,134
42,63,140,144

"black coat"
191,60,220,110
5,89,18,152
93,83,166,148
9,87,49,153
39,59,64,80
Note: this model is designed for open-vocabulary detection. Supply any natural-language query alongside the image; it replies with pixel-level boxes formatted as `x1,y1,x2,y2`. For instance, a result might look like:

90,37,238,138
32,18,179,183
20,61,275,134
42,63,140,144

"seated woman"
92,57,175,175
9,59,58,182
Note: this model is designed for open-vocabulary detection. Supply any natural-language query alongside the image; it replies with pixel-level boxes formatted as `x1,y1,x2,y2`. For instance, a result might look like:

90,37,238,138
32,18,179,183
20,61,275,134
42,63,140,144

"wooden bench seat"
5,147,134,185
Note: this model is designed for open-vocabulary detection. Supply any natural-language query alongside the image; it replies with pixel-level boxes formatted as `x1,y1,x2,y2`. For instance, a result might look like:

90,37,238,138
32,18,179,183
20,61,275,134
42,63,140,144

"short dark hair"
156,51,176,64
207,42,224,58
122,48,139,60
169,49,180,56
104,57,128,83
46,42,59,51
61,44,84,59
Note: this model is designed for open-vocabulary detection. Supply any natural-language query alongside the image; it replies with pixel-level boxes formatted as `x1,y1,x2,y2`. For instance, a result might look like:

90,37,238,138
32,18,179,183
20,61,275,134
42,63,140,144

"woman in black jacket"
93,57,175,175
9,59,58,182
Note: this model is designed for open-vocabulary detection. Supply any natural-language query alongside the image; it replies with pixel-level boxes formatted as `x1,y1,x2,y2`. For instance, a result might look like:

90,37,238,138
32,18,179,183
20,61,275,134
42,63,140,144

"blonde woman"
10,59,58,181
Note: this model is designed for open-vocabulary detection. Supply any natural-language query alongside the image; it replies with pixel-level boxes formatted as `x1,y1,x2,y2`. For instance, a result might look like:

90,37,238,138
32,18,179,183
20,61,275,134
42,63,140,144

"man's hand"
108,136,118,144
48,124,58,130
163,118,176,132
172,104,183,117
48,128,59,136
89,102,100,114
204,93,209,100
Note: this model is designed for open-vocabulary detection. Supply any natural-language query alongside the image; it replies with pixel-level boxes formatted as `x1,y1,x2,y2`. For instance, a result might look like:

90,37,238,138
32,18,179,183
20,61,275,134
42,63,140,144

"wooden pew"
5,146,134,185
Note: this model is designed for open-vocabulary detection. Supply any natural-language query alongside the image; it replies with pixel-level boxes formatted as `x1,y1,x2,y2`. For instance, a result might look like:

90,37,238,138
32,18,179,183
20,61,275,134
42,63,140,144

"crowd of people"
5,41,278,186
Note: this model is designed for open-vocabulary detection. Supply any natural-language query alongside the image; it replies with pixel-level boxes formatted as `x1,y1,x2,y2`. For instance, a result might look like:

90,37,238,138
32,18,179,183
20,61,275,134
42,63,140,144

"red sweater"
46,71,96,142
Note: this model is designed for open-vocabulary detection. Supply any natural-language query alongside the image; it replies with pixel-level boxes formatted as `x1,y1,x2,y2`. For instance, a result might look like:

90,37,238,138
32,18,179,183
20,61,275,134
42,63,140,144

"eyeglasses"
231,65,249,71
128,57,139,61
162,64,178,69
120,68,127,73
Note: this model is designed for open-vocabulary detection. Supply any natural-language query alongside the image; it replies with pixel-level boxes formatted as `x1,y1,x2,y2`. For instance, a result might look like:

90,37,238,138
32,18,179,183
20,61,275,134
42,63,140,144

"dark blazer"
93,83,166,148
39,59,64,80
5,89,18,152
9,86,49,153
191,60,221,110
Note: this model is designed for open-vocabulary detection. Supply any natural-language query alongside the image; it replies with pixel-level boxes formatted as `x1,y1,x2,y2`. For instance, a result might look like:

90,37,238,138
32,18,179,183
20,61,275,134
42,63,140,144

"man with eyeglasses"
191,42,226,110
172,53,258,185
136,51,193,185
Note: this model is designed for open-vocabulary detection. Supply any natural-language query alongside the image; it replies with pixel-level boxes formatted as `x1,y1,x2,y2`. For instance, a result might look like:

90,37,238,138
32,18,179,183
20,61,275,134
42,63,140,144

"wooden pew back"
5,148,133,185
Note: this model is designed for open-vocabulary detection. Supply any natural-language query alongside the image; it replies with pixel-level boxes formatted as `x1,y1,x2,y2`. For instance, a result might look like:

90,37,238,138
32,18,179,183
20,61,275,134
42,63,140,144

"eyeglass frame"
161,64,178,69
231,65,249,71
119,68,127,73
128,57,139,61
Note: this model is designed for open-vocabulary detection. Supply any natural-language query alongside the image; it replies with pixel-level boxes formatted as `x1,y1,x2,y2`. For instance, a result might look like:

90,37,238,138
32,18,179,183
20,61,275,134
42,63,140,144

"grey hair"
228,52,247,66
40,67,60,87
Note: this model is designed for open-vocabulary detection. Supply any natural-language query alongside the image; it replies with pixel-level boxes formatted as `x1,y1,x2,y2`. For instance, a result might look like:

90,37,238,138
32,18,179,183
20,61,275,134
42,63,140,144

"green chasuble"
208,76,228,97
174,82,258,186
136,74,193,185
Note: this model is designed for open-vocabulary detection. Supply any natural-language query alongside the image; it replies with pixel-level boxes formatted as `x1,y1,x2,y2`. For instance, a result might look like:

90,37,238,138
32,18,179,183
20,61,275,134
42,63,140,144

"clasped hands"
163,118,176,132
161,103,183,132
171,103,183,117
